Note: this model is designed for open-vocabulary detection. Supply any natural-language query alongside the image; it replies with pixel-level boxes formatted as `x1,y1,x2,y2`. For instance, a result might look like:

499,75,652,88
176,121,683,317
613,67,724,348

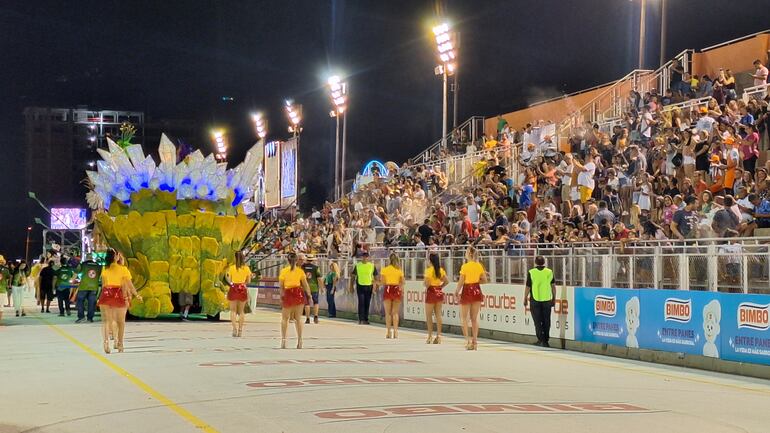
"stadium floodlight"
285,100,303,135
327,74,349,200
212,130,227,162
251,112,267,139
432,20,456,149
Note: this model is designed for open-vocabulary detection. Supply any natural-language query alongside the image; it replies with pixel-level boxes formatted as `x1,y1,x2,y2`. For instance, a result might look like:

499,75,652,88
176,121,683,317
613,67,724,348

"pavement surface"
2,303,770,433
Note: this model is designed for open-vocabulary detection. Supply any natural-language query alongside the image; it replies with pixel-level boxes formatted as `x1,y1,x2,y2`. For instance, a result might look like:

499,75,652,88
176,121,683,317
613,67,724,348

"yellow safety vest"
529,267,554,302
355,262,375,286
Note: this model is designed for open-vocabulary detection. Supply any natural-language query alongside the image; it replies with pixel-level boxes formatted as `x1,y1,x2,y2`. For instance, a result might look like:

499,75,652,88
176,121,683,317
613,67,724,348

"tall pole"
442,69,448,149
453,32,460,129
639,0,647,69
659,0,667,67
334,115,340,200
341,111,348,198
25,227,31,263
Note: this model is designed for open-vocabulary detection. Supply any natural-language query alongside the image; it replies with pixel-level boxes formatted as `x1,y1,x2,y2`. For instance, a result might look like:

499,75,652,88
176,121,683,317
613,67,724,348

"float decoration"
87,134,259,318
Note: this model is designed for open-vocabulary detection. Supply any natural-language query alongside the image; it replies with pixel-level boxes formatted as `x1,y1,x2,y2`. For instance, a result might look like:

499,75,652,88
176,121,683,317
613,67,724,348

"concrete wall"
487,33,770,137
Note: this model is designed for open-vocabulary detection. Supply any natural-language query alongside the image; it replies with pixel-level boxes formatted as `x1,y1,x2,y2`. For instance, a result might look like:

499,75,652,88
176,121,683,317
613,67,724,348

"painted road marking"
312,402,657,422
247,376,516,389
200,359,423,367
41,319,221,433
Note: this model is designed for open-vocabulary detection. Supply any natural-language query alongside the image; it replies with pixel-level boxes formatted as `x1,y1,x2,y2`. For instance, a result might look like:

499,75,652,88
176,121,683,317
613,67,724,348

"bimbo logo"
594,296,616,318
738,303,770,330
664,298,691,323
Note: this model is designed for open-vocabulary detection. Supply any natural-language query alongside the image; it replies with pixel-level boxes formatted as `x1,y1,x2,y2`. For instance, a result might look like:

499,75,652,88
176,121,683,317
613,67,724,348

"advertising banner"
574,287,640,348
264,140,281,208
574,288,770,366
720,293,770,365
403,282,574,340
638,290,721,358
280,137,297,208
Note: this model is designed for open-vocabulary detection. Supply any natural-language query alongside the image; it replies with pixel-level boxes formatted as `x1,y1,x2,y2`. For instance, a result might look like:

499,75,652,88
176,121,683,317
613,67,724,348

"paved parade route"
2,307,770,433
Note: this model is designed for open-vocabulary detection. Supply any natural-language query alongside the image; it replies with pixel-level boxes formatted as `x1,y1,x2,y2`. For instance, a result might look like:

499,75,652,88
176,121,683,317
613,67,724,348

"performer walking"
524,256,557,347
279,253,314,349
97,250,142,354
379,253,405,339
454,246,487,350
226,251,252,337
10,261,29,317
0,256,10,308
72,254,101,323
424,253,449,344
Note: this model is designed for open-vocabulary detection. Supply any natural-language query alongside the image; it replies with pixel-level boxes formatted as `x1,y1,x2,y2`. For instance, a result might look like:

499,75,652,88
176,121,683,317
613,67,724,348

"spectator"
671,195,700,240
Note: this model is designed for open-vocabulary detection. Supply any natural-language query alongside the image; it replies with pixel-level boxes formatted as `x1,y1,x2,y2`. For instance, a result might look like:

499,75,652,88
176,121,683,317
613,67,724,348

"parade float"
86,128,260,318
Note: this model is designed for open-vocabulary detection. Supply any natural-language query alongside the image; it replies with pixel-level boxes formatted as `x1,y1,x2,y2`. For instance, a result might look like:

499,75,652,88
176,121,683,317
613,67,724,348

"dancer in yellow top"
424,253,449,344
278,253,313,349
98,250,141,354
454,246,487,350
379,253,405,339
225,251,252,337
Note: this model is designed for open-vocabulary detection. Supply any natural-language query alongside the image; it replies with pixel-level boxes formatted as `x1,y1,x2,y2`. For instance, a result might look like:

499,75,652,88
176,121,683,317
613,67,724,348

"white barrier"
402,282,575,340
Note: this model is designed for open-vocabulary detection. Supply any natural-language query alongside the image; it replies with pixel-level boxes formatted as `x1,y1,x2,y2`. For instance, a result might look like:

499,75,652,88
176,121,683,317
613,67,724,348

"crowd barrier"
253,274,770,368
574,287,770,366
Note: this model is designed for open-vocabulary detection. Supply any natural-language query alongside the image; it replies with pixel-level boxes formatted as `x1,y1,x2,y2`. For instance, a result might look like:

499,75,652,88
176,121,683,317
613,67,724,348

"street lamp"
212,130,227,162
251,112,268,140
433,21,457,149
327,75,348,200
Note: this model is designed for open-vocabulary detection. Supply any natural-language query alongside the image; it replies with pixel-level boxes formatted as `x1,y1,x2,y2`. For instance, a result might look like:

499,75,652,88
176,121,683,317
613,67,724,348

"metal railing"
700,29,770,52
256,243,770,294
742,83,770,102
411,116,486,164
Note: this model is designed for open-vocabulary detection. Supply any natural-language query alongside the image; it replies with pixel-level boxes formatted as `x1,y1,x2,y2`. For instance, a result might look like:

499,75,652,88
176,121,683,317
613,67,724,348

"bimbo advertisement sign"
575,288,770,366
721,295,770,365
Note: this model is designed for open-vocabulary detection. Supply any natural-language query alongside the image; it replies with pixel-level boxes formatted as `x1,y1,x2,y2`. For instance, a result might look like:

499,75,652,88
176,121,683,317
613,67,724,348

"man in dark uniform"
524,256,557,347
38,259,55,313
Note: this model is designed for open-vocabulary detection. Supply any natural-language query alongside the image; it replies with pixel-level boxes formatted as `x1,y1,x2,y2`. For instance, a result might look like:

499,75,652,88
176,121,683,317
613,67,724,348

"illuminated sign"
51,208,87,230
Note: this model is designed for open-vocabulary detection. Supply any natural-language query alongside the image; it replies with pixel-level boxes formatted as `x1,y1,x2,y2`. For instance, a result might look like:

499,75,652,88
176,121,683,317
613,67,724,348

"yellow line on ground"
42,319,220,433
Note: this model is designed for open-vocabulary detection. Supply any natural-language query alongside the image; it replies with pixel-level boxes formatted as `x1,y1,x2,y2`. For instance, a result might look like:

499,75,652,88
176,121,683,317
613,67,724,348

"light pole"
659,0,667,67
327,75,348,200
25,226,32,263
433,22,457,150
639,0,647,69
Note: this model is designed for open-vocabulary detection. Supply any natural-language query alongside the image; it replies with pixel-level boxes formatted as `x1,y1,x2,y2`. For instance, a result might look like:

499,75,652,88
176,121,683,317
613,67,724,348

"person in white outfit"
11,261,29,317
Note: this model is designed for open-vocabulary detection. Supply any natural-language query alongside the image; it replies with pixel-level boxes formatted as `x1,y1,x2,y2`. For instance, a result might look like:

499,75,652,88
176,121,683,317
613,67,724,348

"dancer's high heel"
426,335,433,344
433,336,441,344
393,330,398,339
465,341,473,350
232,329,238,337
280,338,287,349
386,330,392,339
103,340,111,354
117,343,124,353
237,327,243,337
471,341,478,351
296,339,303,349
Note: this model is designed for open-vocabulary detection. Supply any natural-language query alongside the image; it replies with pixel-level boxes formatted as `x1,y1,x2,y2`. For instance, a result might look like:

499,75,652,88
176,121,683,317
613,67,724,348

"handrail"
659,96,711,113
701,29,770,52
411,116,486,163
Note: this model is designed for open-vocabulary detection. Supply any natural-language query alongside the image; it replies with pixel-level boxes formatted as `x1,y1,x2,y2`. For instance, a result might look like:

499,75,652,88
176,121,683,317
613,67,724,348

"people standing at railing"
278,252,313,349
455,246,487,351
379,254,404,339
524,256,556,348
323,262,340,318
350,251,377,325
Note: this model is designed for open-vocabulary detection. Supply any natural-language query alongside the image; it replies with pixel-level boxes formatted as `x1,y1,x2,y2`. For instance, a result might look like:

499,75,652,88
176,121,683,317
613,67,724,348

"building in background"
23,106,145,207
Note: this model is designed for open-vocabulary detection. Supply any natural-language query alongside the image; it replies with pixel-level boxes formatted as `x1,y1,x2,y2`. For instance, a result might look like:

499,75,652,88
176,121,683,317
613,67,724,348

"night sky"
1,0,769,257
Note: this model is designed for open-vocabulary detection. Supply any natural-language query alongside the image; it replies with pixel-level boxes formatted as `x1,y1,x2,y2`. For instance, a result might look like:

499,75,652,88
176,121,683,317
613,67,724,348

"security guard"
524,255,556,347
350,251,377,325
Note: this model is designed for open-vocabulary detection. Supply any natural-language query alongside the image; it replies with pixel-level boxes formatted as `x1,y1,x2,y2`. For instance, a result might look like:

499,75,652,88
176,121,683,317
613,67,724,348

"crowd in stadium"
267,58,770,256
